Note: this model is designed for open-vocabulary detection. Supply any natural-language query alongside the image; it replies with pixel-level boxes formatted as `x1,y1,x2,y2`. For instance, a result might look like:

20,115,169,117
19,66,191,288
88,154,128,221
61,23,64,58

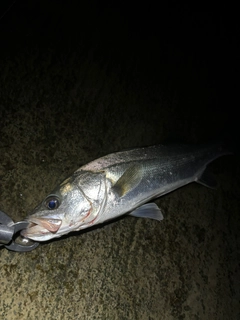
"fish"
21,143,230,241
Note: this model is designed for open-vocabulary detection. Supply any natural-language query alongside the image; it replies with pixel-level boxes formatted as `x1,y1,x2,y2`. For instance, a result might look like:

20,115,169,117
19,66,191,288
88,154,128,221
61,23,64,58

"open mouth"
21,217,62,238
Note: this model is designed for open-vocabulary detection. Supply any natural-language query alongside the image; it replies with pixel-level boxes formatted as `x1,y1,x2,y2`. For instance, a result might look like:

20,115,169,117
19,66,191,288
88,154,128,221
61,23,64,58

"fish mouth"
21,217,62,241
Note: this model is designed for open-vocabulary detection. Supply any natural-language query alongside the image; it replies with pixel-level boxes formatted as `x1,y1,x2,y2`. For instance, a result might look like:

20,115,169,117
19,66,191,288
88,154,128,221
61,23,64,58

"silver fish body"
22,144,230,241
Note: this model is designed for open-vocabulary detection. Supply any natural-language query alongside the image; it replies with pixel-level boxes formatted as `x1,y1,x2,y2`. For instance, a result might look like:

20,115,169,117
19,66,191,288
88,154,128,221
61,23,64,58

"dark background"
0,2,239,144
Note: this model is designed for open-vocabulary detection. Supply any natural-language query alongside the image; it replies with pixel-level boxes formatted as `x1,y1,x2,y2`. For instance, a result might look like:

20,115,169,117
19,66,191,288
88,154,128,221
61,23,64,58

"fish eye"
45,196,60,210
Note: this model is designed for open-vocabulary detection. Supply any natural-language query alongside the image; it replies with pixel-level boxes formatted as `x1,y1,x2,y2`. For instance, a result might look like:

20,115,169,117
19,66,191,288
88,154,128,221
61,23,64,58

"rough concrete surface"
0,5,239,320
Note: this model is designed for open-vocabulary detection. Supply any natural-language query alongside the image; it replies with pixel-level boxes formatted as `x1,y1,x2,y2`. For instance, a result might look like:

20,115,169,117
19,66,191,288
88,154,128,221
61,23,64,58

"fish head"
21,177,92,241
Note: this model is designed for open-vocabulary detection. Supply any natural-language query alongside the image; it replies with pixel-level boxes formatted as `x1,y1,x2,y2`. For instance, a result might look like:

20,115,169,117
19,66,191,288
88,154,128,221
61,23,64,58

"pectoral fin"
112,164,143,197
129,203,164,221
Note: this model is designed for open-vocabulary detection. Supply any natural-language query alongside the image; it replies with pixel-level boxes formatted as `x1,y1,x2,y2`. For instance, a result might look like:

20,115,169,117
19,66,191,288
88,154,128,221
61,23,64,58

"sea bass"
22,144,230,241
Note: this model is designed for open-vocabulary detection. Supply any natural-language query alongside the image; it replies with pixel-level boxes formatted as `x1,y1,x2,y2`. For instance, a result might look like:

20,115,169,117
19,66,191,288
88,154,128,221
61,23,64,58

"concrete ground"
0,6,239,320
